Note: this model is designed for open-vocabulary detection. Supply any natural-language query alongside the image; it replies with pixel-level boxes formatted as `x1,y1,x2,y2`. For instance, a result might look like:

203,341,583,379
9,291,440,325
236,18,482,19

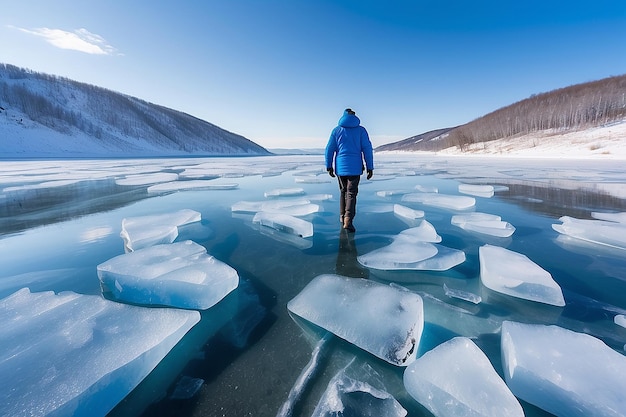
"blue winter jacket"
325,111,374,176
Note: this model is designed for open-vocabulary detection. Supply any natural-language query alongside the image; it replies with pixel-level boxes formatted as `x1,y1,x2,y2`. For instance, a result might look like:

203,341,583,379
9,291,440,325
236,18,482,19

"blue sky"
2,1,625,149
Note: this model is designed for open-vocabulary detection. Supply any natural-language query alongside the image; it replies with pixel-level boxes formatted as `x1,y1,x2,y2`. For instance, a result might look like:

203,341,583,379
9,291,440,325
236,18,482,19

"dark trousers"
337,175,360,221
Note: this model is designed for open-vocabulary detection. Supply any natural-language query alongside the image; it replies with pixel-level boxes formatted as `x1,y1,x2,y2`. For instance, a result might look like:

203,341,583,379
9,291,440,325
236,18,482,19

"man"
325,108,374,232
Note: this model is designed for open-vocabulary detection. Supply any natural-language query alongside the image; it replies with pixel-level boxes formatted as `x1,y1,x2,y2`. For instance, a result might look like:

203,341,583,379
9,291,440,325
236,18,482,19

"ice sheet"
0,288,200,417
501,321,626,417
404,337,523,417
97,240,239,310
287,274,423,366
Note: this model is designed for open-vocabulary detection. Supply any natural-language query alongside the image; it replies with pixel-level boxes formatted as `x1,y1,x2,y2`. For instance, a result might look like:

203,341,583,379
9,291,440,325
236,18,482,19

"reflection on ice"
404,337,523,417
0,288,200,417
479,244,565,307
287,274,423,366
97,240,239,310
501,321,626,417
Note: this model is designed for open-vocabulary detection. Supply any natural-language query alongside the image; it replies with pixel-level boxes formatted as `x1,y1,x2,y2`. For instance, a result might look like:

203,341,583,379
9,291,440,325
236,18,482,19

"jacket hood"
338,111,361,128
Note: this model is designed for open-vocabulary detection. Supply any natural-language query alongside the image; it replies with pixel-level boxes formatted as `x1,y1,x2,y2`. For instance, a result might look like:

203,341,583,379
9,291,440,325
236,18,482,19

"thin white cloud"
14,26,118,55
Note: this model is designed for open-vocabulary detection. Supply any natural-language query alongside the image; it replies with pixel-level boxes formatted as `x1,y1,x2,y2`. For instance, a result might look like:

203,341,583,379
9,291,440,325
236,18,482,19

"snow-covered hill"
0,64,271,158
379,120,626,159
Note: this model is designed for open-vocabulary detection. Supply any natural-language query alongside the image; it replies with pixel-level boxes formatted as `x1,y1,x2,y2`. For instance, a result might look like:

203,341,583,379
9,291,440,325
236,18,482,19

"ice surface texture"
252,211,313,238
0,288,200,417
451,212,515,238
312,360,407,417
287,274,423,366
404,337,523,417
479,244,565,306
147,180,238,193
358,222,466,271
443,283,482,304
552,215,626,250
97,240,239,310
501,321,626,417
120,209,201,252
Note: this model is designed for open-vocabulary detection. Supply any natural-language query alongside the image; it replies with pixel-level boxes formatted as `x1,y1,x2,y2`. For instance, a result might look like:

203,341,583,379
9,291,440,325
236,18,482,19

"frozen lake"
1,154,626,417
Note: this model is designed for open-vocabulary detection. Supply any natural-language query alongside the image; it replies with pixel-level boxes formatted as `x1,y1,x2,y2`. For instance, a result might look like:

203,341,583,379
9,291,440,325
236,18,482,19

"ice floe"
615,314,626,329
233,200,320,217
552,216,626,250
264,187,305,198
287,274,423,366
120,209,201,252
458,183,495,198
479,244,565,306
501,321,626,417
0,288,200,417
443,283,482,304
415,184,439,193
312,359,407,417
393,204,425,220
404,337,523,417
591,211,626,223
451,212,516,237
401,192,476,210
357,223,466,271
252,211,314,238
97,240,239,310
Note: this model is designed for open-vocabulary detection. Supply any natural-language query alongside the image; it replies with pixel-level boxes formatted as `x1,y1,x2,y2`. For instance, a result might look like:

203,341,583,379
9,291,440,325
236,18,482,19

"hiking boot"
343,217,356,233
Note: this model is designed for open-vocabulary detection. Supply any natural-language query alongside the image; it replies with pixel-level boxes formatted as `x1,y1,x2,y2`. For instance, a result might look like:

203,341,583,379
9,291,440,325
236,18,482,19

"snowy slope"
378,120,626,160
0,64,270,158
